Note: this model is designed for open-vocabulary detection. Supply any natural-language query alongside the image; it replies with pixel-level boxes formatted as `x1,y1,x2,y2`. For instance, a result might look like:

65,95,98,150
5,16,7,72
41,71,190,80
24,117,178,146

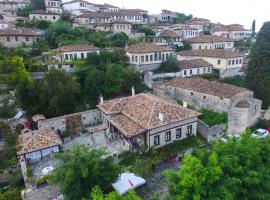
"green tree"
111,32,129,47
157,56,179,73
165,132,270,200
90,186,141,200
175,13,193,24
54,145,121,200
246,22,270,108
252,20,256,37
177,40,192,51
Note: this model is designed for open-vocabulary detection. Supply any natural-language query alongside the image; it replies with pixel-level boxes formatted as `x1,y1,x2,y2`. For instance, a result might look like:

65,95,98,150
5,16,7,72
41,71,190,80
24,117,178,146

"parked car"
252,129,270,138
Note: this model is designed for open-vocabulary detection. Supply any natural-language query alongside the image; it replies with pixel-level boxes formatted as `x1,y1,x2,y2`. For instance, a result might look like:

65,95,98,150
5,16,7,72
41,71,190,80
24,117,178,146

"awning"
112,172,146,195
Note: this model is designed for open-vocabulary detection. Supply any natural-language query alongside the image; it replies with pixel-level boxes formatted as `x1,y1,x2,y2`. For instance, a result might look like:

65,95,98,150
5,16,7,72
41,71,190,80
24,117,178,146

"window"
141,56,144,62
176,128,181,139
165,131,171,142
203,68,206,73
154,135,160,146
228,60,231,65
74,53,77,59
236,59,239,64
26,36,29,41
15,36,18,41
154,52,157,61
65,54,68,60
81,53,84,59
187,125,193,135
53,16,56,20
217,60,221,65
232,60,235,65
203,95,206,99
150,55,153,61
135,56,137,62
190,69,192,74
190,92,193,96
208,67,210,72
239,59,242,64
197,68,200,74
146,55,148,62
184,70,187,75
69,54,73,60
132,55,134,62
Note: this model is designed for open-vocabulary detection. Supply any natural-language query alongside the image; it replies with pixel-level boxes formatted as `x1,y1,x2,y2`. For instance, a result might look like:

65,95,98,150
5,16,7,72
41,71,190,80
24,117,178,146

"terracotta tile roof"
212,24,250,32
126,42,173,53
165,77,250,98
185,35,234,43
177,49,243,58
189,17,210,22
173,25,198,30
77,10,143,18
17,128,62,155
110,114,146,137
54,44,99,52
112,19,131,24
0,28,39,36
28,10,60,15
178,59,212,69
159,30,182,38
98,93,200,136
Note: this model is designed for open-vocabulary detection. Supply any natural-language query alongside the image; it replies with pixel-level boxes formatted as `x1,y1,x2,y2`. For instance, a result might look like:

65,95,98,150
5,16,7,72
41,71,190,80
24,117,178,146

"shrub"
0,188,22,200
199,109,228,127
0,105,16,119
8,169,23,188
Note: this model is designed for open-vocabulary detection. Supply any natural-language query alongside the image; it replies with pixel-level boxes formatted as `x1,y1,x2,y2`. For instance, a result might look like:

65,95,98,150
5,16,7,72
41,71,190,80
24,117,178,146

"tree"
246,22,270,108
54,145,121,200
252,20,256,37
177,41,192,51
111,32,129,47
157,56,179,73
175,13,193,24
165,132,270,200
90,186,141,200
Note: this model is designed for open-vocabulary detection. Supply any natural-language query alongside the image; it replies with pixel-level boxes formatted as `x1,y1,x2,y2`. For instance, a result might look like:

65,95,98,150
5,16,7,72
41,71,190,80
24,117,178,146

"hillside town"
0,0,270,199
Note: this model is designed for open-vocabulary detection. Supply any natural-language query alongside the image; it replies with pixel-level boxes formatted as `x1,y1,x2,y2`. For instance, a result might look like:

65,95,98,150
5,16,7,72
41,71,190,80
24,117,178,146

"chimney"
183,101,188,108
131,86,135,96
159,112,164,122
100,94,104,105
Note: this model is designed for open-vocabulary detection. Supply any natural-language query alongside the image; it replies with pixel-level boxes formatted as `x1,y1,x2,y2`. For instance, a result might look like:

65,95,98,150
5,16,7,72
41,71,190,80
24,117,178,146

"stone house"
186,17,210,31
185,35,234,50
126,42,174,72
44,0,62,13
96,3,120,12
159,9,177,22
211,24,251,41
17,128,63,164
177,49,244,77
172,25,200,39
28,10,61,22
0,28,44,47
0,19,14,29
154,77,262,134
154,29,183,48
97,93,200,150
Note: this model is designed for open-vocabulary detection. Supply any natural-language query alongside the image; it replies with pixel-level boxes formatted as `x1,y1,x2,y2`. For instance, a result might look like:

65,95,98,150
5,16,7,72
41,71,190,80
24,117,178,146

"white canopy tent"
112,172,146,195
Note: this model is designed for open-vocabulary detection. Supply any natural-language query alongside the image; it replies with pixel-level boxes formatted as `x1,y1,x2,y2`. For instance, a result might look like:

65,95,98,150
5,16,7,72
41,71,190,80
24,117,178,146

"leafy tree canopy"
165,131,270,200
175,13,193,24
54,145,121,200
246,21,270,108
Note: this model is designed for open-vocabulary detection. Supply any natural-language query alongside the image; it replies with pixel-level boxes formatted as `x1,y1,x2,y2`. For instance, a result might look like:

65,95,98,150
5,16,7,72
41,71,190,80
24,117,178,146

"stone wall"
197,120,227,143
38,109,101,132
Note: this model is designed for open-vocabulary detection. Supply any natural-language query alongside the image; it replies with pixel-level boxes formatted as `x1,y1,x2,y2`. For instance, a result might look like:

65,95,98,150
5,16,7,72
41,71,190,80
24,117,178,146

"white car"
252,129,270,138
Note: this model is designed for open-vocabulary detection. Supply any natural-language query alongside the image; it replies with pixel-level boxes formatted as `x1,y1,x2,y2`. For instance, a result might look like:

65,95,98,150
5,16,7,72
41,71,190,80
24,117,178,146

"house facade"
177,49,244,77
173,25,199,39
17,128,62,163
185,35,234,50
0,28,44,47
178,59,213,77
62,0,96,16
45,0,62,13
211,24,251,41
126,42,174,72
154,77,262,134
97,93,200,150
29,10,61,22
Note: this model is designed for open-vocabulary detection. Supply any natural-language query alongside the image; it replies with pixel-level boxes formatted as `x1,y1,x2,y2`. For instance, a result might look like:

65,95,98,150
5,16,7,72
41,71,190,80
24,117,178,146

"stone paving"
31,157,58,181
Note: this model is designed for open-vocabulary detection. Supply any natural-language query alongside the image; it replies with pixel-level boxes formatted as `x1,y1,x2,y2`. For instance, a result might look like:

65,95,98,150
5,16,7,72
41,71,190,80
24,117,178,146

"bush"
220,75,247,88
199,109,228,127
155,57,179,73
0,105,16,119
8,170,23,188
0,188,22,200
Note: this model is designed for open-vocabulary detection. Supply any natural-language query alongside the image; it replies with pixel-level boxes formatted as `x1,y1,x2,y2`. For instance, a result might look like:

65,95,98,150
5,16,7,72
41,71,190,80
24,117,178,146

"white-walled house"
62,0,96,16
178,59,213,77
17,128,62,164
97,93,200,150
172,25,199,39
53,44,100,62
185,35,234,50
177,49,244,77
126,42,174,72
211,24,251,41
45,0,62,13
29,10,61,22
0,28,44,47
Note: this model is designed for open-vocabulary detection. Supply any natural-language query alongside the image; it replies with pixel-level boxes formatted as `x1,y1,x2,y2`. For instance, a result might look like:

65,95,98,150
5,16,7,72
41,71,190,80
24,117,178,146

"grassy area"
220,75,247,88
199,108,228,127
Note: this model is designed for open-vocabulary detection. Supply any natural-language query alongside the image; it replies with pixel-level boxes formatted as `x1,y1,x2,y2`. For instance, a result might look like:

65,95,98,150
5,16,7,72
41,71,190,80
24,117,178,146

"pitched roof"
185,35,234,43
165,77,250,98
178,59,212,69
17,128,62,155
0,28,39,36
212,24,250,32
177,49,243,58
126,42,172,53
54,44,99,52
98,93,200,136
77,10,143,18
159,29,182,38
189,17,210,22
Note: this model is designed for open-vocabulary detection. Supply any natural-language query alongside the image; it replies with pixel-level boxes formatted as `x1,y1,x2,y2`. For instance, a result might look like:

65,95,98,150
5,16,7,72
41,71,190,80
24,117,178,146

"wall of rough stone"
38,109,101,132
197,120,227,143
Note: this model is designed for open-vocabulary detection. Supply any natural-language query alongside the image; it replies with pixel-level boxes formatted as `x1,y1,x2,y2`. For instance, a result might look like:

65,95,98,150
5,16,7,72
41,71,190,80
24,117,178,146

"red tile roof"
54,44,99,52
126,42,172,53
185,35,234,43
178,49,243,58
165,77,250,98
178,59,212,69
0,28,40,36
